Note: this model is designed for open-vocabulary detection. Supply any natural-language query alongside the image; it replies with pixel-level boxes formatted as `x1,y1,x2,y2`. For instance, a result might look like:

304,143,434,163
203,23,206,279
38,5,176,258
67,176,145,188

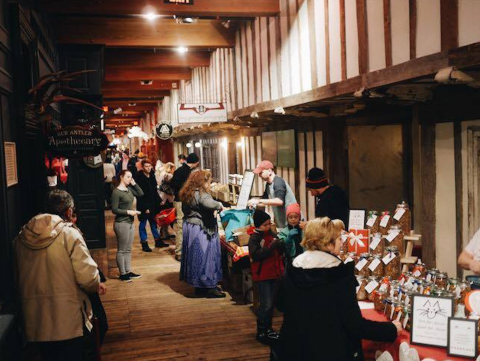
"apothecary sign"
45,126,109,158
156,122,174,140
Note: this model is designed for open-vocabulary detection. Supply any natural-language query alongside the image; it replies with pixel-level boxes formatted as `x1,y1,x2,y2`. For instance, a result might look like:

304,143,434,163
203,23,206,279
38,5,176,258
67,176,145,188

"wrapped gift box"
347,229,370,255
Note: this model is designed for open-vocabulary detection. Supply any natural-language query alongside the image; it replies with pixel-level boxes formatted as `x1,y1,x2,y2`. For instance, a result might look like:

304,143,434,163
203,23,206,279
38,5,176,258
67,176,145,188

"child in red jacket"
248,210,285,345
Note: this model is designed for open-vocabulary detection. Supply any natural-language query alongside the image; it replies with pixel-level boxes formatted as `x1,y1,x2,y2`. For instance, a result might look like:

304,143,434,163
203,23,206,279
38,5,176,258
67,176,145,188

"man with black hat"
170,152,200,261
306,167,350,227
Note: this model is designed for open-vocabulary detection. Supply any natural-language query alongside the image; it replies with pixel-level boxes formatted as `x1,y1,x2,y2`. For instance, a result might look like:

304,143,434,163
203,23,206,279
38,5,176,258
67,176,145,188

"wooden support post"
420,117,436,269
383,0,392,67
356,0,368,74
340,0,347,80
440,0,459,51
454,121,464,279
409,0,417,59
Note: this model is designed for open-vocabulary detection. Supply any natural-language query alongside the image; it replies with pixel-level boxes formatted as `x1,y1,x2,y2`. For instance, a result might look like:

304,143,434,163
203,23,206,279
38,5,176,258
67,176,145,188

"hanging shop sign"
164,0,194,4
156,122,174,140
178,103,227,124
45,126,109,158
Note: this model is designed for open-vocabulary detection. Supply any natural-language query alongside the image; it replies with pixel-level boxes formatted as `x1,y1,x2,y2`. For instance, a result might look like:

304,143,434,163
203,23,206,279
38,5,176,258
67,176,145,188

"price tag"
385,230,400,243
380,215,390,228
355,258,368,271
344,257,354,264
365,280,379,294
426,274,432,282
379,283,389,292
368,258,381,272
390,305,395,320
395,310,402,322
403,313,409,329
382,252,396,265
366,215,377,227
370,236,381,250
413,270,422,277
394,208,406,221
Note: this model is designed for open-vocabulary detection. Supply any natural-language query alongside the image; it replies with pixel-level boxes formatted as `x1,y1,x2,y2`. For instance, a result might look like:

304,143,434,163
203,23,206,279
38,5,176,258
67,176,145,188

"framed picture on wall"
262,131,277,166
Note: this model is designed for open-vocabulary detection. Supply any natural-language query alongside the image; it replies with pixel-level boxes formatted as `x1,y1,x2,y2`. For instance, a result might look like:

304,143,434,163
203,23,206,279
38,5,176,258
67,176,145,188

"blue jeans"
139,216,160,242
256,279,277,331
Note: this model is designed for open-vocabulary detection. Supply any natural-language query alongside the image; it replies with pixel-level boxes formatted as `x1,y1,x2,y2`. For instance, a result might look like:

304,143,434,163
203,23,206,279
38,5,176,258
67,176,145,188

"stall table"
362,309,471,361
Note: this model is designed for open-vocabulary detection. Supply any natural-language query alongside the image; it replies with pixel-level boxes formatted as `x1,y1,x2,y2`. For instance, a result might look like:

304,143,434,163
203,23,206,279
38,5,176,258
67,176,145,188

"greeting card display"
347,229,370,255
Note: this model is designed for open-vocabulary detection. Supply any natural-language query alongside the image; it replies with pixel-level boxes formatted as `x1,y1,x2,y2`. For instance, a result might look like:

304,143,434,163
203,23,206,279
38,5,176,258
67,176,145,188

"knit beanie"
306,167,329,189
186,153,200,164
286,203,301,217
253,210,271,228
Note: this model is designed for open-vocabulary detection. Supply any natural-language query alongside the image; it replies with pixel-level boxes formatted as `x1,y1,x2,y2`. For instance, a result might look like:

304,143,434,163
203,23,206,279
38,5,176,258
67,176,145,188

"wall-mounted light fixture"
186,142,193,148
194,141,201,148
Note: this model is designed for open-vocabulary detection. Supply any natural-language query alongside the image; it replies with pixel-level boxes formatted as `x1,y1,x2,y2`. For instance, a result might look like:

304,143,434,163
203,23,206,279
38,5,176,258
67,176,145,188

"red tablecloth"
361,309,470,361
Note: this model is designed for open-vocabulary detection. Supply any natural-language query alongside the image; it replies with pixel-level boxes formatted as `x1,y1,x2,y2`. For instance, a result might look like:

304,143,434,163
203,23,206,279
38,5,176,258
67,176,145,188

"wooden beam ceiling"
103,89,170,98
105,67,191,81
53,17,236,48
103,81,178,91
41,0,280,17
104,98,163,103
105,49,211,68
104,103,157,111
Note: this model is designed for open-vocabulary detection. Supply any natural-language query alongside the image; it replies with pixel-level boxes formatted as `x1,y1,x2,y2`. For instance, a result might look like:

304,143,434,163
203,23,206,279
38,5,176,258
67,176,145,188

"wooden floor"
101,212,279,360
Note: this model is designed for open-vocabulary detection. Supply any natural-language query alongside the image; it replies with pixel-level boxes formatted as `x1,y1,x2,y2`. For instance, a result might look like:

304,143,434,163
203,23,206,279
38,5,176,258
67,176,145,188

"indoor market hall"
1,1,480,361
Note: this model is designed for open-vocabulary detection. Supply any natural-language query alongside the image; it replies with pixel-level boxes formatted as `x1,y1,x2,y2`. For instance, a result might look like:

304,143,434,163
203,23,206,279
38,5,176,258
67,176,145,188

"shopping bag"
220,209,253,241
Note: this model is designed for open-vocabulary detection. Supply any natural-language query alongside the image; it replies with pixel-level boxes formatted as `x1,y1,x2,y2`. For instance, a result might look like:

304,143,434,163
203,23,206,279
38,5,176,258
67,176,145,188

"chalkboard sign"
236,171,255,210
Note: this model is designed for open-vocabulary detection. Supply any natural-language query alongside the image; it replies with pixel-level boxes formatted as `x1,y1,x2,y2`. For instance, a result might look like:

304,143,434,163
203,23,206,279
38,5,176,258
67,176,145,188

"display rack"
401,233,422,273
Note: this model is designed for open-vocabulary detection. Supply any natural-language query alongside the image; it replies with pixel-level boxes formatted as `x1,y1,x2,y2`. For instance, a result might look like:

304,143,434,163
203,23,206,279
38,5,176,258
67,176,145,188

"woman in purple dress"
179,170,225,298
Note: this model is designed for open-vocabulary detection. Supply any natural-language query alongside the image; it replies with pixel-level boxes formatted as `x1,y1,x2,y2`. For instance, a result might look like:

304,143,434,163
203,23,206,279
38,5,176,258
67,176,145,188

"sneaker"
205,288,226,298
256,328,279,345
141,242,152,252
126,272,141,279
154,239,169,248
119,274,132,282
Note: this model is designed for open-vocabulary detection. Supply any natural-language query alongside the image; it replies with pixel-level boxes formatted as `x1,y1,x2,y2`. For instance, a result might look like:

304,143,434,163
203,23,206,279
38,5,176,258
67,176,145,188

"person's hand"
130,179,136,186
127,210,141,216
247,198,260,207
469,259,480,274
98,283,107,295
299,221,307,230
288,228,300,237
392,321,402,334
145,209,150,214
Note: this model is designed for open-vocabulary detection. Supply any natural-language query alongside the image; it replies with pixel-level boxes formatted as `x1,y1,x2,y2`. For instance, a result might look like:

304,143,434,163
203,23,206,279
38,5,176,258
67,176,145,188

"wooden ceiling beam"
41,0,280,17
105,67,191,81
103,90,170,98
104,103,157,111
104,98,163,103
53,17,235,48
105,49,210,68
103,80,179,91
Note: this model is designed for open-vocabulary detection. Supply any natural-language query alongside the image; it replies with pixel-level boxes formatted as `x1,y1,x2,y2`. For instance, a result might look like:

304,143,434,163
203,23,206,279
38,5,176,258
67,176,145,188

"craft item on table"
374,350,393,361
367,210,381,234
347,229,370,255
232,225,255,246
379,211,393,236
233,246,250,262
394,201,412,235
398,342,420,361
220,209,253,241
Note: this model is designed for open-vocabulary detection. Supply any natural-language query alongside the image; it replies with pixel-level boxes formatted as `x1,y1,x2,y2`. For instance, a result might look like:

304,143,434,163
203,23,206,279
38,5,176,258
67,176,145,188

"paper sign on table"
448,318,478,359
394,209,406,221
411,294,454,348
366,215,377,228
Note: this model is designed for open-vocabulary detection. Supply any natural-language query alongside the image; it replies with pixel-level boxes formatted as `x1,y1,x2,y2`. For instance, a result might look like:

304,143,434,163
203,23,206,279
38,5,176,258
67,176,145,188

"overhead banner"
178,103,227,124
45,126,109,158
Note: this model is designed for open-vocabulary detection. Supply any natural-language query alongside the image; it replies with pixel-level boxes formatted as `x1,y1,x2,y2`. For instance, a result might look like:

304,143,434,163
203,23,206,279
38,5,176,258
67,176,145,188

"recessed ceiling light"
177,47,188,54
140,80,153,85
142,12,160,21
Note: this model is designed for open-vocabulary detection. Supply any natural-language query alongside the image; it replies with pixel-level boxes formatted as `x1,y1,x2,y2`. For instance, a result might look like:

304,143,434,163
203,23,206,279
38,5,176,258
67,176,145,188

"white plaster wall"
329,0,342,83
459,0,480,47
416,0,441,58
391,0,410,65
366,0,386,72
288,0,301,95
435,122,457,277
314,0,327,86
345,0,359,78
298,0,312,91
